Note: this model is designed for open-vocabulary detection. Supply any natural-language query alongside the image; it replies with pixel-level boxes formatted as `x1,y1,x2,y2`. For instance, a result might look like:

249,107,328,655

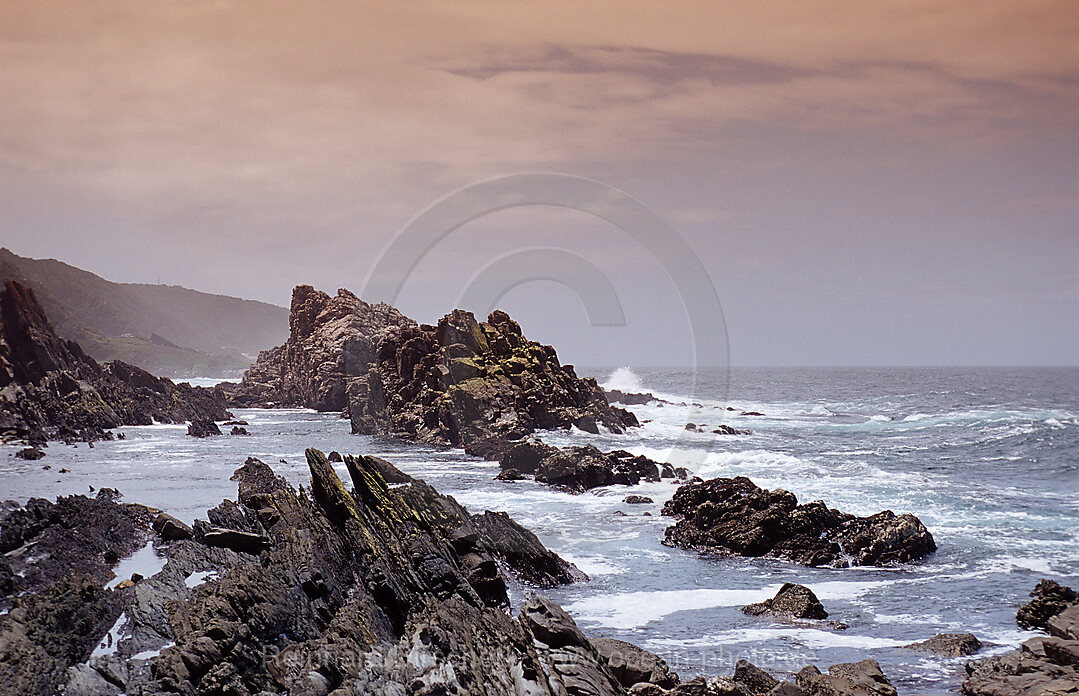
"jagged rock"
604,389,660,405
224,284,416,411
743,583,829,620
662,476,936,567
328,450,343,462
351,307,638,445
0,280,230,444
472,510,588,587
228,425,249,435
222,419,248,426
496,468,525,481
964,580,1079,695
906,632,982,656
14,446,44,460
591,637,679,689
796,660,896,696
624,495,654,504
515,444,664,493
151,512,193,541
186,419,221,437
1017,579,1079,631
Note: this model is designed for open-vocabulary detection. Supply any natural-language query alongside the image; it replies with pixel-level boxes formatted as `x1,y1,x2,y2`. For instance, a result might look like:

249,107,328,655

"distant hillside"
0,248,289,377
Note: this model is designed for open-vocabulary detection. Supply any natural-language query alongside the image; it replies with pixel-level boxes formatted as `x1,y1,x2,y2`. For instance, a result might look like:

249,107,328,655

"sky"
1,1,1077,367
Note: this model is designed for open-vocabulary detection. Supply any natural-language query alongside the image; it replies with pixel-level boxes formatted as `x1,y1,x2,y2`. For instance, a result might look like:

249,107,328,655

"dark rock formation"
1017,578,1079,632
187,418,221,437
533,445,664,493
351,308,638,445
151,512,193,541
604,389,661,405
963,580,1079,695
229,425,249,435
712,425,750,436
662,476,936,567
14,446,44,460
0,280,231,444
591,637,679,689
743,583,829,620
625,495,654,504
26,450,677,696
225,284,416,410
906,632,982,657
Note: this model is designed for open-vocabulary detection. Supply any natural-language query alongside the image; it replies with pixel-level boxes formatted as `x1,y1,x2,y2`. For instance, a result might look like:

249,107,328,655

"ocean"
3,366,1077,693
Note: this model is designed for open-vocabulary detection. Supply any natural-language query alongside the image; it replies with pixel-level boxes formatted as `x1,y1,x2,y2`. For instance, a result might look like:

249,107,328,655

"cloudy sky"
2,1,1077,366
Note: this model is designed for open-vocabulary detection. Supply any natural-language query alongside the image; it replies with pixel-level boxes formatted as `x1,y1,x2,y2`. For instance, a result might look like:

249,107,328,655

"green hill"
0,248,288,377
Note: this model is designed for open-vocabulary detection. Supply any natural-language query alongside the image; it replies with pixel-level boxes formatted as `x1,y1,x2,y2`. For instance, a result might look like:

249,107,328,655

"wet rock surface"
0,280,230,445
484,440,684,493
905,632,982,657
661,476,936,567
963,580,1079,695
224,284,415,411
743,583,829,621
186,418,221,437
351,308,638,445
0,450,914,696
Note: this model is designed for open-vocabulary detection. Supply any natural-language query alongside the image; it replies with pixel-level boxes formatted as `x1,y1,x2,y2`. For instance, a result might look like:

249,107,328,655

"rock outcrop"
662,476,936,568
0,280,230,444
225,285,416,410
471,438,689,493
963,580,1079,695
743,583,829,621
351,307,638,445
906,633,982,657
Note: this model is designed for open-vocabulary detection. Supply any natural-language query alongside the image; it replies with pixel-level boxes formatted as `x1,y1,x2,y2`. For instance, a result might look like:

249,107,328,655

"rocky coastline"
4,448,991,696
0,280,231,447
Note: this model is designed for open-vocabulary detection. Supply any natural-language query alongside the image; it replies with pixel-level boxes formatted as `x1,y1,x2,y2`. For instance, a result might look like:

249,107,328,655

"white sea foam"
602,367,646,393
648,628,911,650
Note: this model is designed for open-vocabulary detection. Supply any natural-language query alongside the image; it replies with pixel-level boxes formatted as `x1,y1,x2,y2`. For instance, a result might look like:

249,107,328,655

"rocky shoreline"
0,280,231,447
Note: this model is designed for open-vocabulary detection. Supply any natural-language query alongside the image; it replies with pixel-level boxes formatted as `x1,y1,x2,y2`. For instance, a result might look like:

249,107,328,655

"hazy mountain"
0,248,288,377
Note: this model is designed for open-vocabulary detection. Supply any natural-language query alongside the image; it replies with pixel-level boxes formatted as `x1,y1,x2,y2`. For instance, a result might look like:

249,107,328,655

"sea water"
2,366,1077,693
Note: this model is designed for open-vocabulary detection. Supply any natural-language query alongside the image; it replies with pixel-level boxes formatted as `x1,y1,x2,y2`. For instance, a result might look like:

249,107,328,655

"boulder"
228,425,249,435
591,637,679,689
14,447,45,460
662,476,936,567
186,419,221,437
905,632,982,656
624,495,654,504
151,512,193,541
743,583,829,620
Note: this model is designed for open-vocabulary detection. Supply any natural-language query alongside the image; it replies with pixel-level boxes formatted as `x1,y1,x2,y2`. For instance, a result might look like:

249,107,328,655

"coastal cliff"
0,280,230,444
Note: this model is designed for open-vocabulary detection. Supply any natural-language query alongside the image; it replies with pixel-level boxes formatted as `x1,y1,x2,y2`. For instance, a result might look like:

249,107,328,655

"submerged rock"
661,476,936,567
0,280,231,444
743,583,829,620
963,579,1079,695
14,446,44,460
490,441,667,493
